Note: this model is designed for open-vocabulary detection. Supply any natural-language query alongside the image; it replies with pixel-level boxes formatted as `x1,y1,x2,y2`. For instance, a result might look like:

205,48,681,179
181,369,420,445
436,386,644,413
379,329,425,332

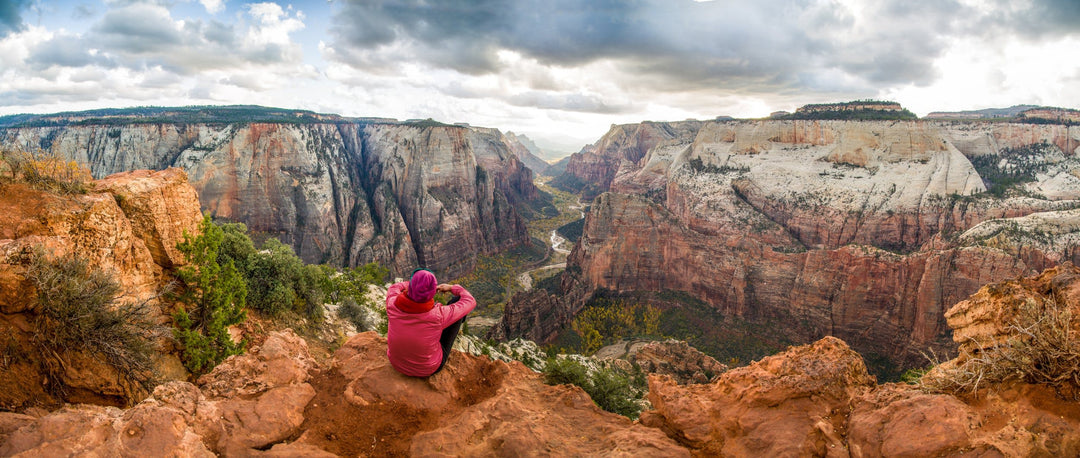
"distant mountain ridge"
925,104,1042,119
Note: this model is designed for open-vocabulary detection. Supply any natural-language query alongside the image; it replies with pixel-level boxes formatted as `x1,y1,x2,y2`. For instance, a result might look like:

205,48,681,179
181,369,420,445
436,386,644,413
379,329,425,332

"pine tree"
173,214,248,375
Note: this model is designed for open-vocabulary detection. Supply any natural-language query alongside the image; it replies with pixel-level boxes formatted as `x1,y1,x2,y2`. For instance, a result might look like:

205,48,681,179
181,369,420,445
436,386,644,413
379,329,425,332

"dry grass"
0,146,93,194
920,297,1080,399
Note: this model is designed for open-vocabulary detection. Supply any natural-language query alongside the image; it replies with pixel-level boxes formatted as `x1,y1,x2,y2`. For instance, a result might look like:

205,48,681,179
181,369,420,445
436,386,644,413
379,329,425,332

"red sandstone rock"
96,168,204,269
0,169,203,409
643,337,874,455
847,385,978,456
328,333,688,457
944,263,1080,356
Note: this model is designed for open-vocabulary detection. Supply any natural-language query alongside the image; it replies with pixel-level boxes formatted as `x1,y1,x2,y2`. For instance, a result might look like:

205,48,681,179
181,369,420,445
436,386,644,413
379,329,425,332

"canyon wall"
504,119,1080,367
0,120,538,277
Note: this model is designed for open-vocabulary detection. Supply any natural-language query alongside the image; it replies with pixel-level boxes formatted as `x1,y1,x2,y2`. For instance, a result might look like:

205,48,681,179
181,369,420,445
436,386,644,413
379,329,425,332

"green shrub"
543,357,589,386
26,248,161,396
542,357,643,419
337,297,366,331
174,214,248,376
588,368,641,418
217,222,257,273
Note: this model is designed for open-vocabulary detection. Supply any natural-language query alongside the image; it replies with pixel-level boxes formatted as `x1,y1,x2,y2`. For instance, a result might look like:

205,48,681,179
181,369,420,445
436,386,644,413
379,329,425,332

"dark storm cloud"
327,0,971,100
0,0,28,37
981,0,1080,38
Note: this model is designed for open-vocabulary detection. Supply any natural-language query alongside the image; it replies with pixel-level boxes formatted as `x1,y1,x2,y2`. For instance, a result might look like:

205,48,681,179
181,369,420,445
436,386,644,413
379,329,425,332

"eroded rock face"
0,169,201,409
95,168,203,269
0,121,537,277
642,337,1080,456
643,337,874,455
509,119,1080,367
942,263,1080,360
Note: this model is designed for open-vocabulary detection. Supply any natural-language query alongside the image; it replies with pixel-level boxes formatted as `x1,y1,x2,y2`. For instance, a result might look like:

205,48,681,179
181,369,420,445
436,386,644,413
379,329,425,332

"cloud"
26,32,116,70
978,0,1080,39
200,0,225,15
94,3,184,54
0,0,314,110
324,0,972,101
506,91,631,114
0,0,28,37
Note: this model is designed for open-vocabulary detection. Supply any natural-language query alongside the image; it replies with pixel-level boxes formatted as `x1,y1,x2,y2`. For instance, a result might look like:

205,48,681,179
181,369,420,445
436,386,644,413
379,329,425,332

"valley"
497,114,1080,379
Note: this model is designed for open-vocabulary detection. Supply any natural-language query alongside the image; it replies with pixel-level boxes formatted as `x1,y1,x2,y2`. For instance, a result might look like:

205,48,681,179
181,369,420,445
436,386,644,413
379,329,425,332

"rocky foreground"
4,265,1079,456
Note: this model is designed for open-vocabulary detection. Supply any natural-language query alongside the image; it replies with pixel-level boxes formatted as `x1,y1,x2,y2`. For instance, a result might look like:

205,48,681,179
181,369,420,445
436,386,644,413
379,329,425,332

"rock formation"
504,119,1080,369
0,168,201,410
6,265,1079,456
0,114,540,277
504,131,551,176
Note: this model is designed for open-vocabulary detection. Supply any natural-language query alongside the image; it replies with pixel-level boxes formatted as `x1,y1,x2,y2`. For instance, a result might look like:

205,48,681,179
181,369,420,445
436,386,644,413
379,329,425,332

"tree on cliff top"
174,214,248,375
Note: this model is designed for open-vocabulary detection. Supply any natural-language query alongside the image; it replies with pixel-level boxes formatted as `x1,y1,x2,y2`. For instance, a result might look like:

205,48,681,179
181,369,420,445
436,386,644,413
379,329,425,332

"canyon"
0,109,542,278
498,119,1080,370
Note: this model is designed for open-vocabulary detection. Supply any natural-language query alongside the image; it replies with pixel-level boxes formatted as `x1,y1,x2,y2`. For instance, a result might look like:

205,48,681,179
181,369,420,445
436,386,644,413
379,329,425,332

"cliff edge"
4,265,1080,455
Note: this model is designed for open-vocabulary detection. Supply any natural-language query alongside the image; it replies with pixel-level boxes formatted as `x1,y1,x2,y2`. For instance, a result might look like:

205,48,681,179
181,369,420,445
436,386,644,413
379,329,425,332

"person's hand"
437,283,454,293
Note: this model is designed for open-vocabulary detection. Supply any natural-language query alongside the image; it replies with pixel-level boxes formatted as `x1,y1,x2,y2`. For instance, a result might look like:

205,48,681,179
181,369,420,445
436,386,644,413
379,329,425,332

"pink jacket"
385,282,476,377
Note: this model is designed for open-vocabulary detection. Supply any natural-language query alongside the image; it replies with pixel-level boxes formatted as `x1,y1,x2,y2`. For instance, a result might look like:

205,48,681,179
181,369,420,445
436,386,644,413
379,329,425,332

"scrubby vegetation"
688,157,750,174
173,216,392,375
920,297,1080,398
542,357,645,419
0,147,92,194
26,248,162,397
321,263,390,334
551,290,795,370
968,141,1054,197
780,100,918,121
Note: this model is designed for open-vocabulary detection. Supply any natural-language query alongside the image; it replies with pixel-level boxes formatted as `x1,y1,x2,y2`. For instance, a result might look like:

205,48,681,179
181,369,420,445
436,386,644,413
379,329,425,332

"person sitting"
385,268,476,377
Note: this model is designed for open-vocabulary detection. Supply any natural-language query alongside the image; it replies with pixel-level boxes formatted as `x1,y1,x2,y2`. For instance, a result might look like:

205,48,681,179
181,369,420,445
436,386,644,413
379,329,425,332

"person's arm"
386,281,407,310
438,284,476,326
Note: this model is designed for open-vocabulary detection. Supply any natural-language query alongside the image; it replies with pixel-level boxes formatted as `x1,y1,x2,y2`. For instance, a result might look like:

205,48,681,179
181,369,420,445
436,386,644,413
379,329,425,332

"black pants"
433,295,467,375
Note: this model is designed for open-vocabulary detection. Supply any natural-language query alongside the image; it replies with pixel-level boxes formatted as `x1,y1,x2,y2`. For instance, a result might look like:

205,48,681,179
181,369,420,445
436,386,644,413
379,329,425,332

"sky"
1,0,1079,155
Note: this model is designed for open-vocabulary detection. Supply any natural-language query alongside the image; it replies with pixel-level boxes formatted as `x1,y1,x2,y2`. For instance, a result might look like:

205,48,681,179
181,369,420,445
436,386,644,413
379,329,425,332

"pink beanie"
408,269,437,303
